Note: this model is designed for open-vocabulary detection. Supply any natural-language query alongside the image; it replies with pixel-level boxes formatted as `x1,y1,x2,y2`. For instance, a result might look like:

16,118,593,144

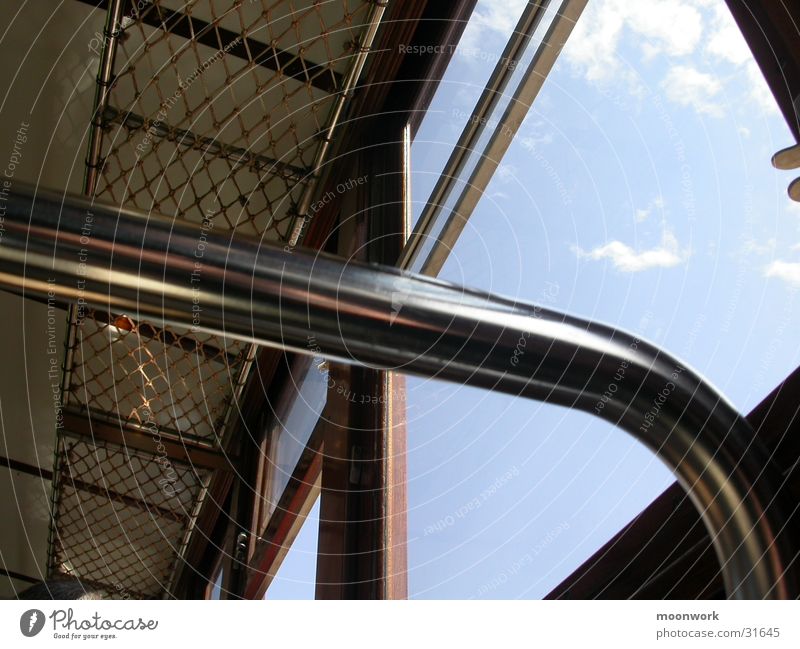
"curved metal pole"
0,184,796,599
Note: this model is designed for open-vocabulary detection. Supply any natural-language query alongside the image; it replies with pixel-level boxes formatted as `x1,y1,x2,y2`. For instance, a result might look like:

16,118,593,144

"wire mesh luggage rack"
48,0,381,598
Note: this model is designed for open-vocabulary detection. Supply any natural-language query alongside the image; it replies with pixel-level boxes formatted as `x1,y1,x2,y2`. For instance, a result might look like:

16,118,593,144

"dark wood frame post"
724,1,800,141
315,117,410,599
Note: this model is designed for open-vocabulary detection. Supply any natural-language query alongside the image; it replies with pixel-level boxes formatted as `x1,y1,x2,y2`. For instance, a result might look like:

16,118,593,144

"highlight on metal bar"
0,183,796,599
400,0,588,276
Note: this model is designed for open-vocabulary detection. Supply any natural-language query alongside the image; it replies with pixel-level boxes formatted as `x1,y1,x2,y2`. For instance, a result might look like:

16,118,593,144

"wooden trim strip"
243,441,323,599
62,410,234,472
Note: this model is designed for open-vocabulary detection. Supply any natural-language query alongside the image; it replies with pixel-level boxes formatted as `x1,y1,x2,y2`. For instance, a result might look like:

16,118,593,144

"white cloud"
640,42,661,63
634,196,665,222
703,4,777,114
564,0,703,88
488,190,510,201
495,163,518,183
661,65,724,117
623,1,703,57
765,260,800,287
562,0,778,118
576,229,688,272
705,5,751,65
458,0,527,53
742,238,777,255
745,61,779,115
519,130,554,152
564,2,628,85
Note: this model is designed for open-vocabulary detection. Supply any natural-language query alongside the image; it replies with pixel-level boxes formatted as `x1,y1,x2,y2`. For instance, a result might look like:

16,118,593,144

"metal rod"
75,0,343,94
0,184,796,599
50,0,126,588
84,0,124,197
399,0,553,270
61,470,188,524
402,122,413,245
401,0,588,276
287,0,388,246
62,0,125,412
60,409,232,471
102,106,308,182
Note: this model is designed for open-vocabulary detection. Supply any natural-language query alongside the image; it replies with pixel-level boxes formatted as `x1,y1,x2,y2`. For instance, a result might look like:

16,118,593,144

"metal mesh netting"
96,0,370,236
50,0,375,597
50,435,209,598
66,309,251,443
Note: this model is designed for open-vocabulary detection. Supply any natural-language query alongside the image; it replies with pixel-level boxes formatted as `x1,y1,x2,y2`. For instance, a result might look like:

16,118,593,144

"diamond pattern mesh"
67,309,250,443
50,435,208,599
96,0,369,237
49,0,375,598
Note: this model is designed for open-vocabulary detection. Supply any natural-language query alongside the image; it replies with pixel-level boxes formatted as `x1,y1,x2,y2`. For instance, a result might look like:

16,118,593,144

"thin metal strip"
102,106,309,182
75,0,343,93
399,0,553,270
401,0,588,276
287,0,389,246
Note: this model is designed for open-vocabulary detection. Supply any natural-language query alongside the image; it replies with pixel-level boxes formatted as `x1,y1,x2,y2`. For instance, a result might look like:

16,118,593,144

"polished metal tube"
0,184,796,599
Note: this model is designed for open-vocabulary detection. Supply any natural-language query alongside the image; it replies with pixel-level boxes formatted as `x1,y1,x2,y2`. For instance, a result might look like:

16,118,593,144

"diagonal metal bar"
1,184,798,599
75,0,342,93
399,0,553,271
401,0,588,276
102,106,309,182
61,470,189,524
83,0,125,197
287,0,388,245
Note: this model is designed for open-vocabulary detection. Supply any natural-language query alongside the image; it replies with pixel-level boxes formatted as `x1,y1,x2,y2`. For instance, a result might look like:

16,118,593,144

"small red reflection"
113,315,135,332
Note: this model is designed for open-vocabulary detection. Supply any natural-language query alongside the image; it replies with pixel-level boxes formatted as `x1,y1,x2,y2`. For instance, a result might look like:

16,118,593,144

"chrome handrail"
0,183,796,598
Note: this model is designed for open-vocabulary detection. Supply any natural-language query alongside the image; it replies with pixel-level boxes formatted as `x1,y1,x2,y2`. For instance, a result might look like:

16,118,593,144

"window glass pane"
264,496,320,600
409,1,561,273
411,0,537,217
208,566,223,600
267,361,327,515
407,0,799,598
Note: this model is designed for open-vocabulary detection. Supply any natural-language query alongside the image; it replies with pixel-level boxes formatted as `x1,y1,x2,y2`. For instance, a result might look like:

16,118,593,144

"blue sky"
267,0,800,599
